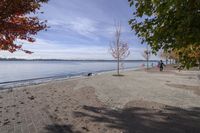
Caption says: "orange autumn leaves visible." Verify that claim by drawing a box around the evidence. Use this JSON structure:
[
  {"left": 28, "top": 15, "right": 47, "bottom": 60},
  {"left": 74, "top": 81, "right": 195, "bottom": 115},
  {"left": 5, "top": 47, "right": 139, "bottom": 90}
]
[
  {"left": 0, "top": 0, "right": 48, "bottom": 53},
  {"left": 175, "top": 45, "right": 200, "bottom": 68}
]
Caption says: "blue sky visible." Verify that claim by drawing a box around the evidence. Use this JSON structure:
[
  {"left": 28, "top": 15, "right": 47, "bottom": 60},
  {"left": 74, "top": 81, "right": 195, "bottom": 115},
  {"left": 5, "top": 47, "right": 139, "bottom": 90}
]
[{"left": 0, "top": 0, "right": 158, "bottom": 60}]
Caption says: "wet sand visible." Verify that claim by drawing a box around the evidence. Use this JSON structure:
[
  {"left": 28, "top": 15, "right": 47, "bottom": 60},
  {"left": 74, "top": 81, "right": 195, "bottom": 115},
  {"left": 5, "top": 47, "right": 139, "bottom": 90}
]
[{"left": 0, "top": 66, "right": 200, "bottom": 133}]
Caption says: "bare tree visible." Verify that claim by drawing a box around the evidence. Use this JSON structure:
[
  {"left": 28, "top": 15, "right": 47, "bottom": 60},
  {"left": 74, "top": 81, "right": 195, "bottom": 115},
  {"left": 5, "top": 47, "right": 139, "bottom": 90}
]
[
  {"left": 142, "top": 45, "right": 151, "bottom": 70},
  {"left": 110, "top": 23, "right": 130, "bottom": 75}
]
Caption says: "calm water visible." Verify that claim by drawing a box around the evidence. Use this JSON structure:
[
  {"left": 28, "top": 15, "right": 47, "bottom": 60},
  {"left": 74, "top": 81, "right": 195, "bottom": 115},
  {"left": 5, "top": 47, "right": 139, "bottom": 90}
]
[{"left": 0, "top": 60, "right": 155, "bottom": 88}]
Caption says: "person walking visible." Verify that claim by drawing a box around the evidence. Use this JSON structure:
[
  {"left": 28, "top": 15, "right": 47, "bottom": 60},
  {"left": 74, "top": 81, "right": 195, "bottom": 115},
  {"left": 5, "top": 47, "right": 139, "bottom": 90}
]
[{"left": 159, "top": 60, "right": 165, "bottom": 71}]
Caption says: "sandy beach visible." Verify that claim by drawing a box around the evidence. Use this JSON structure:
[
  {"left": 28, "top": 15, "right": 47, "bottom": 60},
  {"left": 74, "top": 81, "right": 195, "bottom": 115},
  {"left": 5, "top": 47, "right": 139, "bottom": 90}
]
[{"left": 0, "top": 66, "right": 200, "bottom": 133}]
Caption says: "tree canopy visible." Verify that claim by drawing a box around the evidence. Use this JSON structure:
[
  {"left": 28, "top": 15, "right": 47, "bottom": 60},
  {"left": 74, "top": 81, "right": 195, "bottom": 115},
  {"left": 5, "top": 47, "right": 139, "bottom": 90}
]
[
  {"left": 0, "top": 0, "right": 48, "bottom": 53},
  {"left": 128, "top": 0, "right": 200, "bottom": 68},
  {"left": 174, "top": 45, "right": 200, "bottom": 69}
]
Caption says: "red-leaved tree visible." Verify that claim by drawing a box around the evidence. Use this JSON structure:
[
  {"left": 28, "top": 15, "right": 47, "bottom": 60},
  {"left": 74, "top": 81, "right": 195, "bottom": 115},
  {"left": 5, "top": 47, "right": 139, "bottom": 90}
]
[{"left": 0, "top": 0, "right": 48, "bottom": 53}]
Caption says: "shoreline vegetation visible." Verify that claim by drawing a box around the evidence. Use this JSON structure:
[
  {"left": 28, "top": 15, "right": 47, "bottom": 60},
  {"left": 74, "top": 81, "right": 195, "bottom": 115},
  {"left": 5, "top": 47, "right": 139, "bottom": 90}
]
[{"left": 0, "top": 65, "right": 200, "bottom": 132}]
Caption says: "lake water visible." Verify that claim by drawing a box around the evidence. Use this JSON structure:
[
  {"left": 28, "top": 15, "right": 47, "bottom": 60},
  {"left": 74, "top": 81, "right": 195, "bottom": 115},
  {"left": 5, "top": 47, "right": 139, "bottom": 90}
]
[{"left": 0, "top": 60, "right": 155, "bottom": 89}]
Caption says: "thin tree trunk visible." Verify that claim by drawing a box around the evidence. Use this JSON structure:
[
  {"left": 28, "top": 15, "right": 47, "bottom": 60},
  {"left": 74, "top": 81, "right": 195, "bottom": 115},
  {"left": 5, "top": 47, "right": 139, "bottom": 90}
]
[
  {"left": 117, "top": 39, "right": 119, "bottom": 75},
  {"left": 146, "top": 45, "right": 149, "bottom": 70},
  {"left": 117, "top": 58, "right": 120, "bottom": 75}
]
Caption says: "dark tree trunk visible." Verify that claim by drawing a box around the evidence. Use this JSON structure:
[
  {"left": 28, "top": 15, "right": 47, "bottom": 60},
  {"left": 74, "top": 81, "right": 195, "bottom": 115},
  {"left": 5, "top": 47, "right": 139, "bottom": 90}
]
[{"left": 117, "top": 58, "right": 120, "bottom": 75}]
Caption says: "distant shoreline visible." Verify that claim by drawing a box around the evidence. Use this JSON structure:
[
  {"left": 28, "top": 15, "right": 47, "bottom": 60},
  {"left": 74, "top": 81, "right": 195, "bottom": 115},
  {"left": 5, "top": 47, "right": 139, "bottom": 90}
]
[{"left": 0, "top": 58, "right": 159, "bottom": 62}]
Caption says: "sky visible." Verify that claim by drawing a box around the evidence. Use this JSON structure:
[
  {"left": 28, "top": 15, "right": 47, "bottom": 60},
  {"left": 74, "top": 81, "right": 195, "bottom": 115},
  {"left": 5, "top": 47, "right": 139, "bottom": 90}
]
[{"left": 0, "top": 0, "right": 158, "bottom": 60}]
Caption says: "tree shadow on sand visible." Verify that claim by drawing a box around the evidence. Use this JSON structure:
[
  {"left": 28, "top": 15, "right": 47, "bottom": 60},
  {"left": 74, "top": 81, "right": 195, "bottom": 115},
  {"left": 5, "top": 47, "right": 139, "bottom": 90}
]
[
  {"left": 73, "top": 105, "right": 200, "bottom": 133},
  {"left": 45, "top": 124, "right": 81, "bottom": 133}
]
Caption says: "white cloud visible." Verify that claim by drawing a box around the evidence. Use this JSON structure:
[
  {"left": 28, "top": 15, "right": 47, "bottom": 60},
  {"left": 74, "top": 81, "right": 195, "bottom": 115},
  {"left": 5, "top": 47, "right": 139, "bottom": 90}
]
[
  {"left": 0, "top": 38, "right": 154, "bottom": 60},
  {"left": 47, "top": 17, "right": 99, "bottom": 40},
  {"left": 69, "top": 17, "right": 97, "bottom": 35}
]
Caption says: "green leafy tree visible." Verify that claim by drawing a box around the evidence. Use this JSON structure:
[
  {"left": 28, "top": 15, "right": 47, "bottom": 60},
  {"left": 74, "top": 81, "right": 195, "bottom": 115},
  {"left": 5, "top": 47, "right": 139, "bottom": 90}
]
[{"left": 128, "top": 0, "right": 200, "bottom": 68}]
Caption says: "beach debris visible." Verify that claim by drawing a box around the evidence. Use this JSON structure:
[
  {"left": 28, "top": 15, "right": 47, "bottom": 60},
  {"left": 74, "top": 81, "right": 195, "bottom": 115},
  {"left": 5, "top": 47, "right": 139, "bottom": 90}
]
[
  {"left": 3, "top": 121, "right": 10, "bottom": 126},
  {"left": 81, "top": 126, "right": 89, "bottom": 131},
  {"left": 19, "top": 101, "right": 24, "bottom": 104},
  {"left": 15, "top": 112, "right": 20, "bottom": 117},
  {"left": 28, "top": 95, "right": 35, "bottom": 100},
  {"left": 49, "top": 114, "right": 58, "bottom": 120},
  {"left": 11, "top": 104, "right": 16, "bottom": 108},
  {"left": 3, "top": 119, "right": 10, "bottom": 125},
  {"left": 54, "top": 107, "right": 59, "bottom": 112},
  {"left": 87, "top": 73, "right": 93, "bottom": 76}
]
